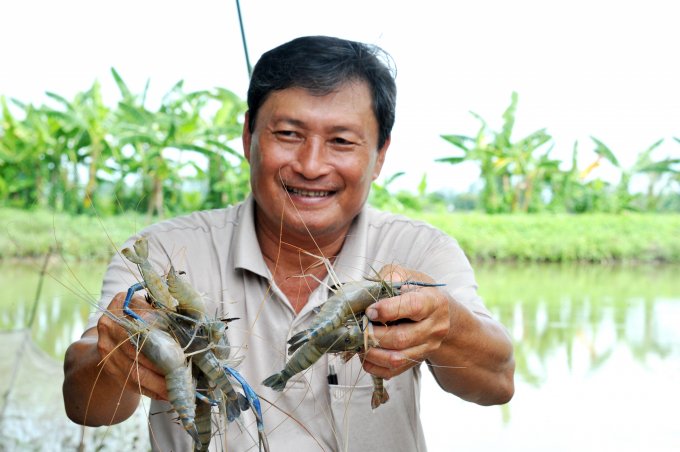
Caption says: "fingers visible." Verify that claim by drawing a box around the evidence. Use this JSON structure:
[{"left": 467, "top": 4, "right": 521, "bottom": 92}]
[
  {"left": 96, "top": 294, "right": 168, "bottom": 401},
  {"left": 361, "top": 317, "right": 449, "bottom": 379},
  {"left": 366, "top": 287, "right": 445, "bottom": 323},
  {"left": 378, "top": 265, "right": 435, "bottom": 285},
  {"left": 362, "top": 342, "right": 430, "bottom": 379},
  {"left": 362, "top": 266, "right": 451, "bottom": 379}
]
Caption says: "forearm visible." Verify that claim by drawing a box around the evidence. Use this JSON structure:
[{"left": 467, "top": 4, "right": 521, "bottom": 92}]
[
  {"left": 428, "top": 298, "right": 515, "bottom": 405},
  {"left": 63, "top": 330, "right": 140, "bottom": 426}
]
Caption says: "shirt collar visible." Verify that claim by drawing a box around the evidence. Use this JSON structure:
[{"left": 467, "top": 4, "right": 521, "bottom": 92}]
[
  {"left": 232, "top": 194, "right": 270, "bottom": 279},
  {"left": 232, "top": 195, "right": 374, "bottom": 289},
  {"left": 330, "top": 205, "right": 372, "bottom": 285}
]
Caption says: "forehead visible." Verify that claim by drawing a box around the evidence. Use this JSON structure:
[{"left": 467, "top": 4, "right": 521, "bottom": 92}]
[{"left": 255, "top": 82, "right": 378, "bottom": 139}]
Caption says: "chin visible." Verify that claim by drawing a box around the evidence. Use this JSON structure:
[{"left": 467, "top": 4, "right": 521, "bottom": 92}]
[{"left": 283, "top": 212, "right": 344, "bottom": 238}]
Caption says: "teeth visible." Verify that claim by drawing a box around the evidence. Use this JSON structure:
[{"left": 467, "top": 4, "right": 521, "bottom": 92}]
[{"left": 287, "top": 187, "right": 331, "bottom": 197}]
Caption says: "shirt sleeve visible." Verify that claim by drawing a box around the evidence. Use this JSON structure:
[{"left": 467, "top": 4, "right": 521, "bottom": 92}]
[{"left": 417, "top": 232, "right": 492, "bottom": 318}]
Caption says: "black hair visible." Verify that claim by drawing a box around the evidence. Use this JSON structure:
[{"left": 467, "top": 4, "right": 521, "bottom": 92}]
[{"left": 247, "top": 36, "right": 397, "bottom": 150}]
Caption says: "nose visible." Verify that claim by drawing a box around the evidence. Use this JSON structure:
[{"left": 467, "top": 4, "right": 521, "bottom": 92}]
[{"left": 291, "top": 137, "right": 331, "bottom": 180}]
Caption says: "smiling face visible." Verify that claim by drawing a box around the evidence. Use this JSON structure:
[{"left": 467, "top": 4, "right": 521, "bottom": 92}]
[{"left": 243, "top": 82, "right": 389, "bottom": 240}]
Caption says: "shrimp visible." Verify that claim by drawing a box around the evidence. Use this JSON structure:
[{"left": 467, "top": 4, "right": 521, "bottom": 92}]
[
  {"left": 97, "top": 307, "right": 201, "bottom": 447},
  {"left": 121, "top": 237, "right": 177, "bottom": 316},
  {"left": 288, "top": 278, "right": 445, "bottom": 349},
  {"left": 164, "top": 251, "right": 206, "bottom": 320},
  {"left": 266, "top": 315, "right": 391, "bottom": 409},
  {"left": 159, "top": 311, "right": 248, "bottom": 423},
  {"left": 263, "top": 319, "right": 365, "bottom": 391},
  {"left": 193, "top": 374, "right": 213, "bottom": 452},
  {"left": 122, "top": 240, "right": 270, "bottom": 448}
]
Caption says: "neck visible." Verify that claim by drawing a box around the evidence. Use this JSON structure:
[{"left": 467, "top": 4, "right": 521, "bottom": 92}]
[{"left": 254, "top": 206, "right": 351, "bottom": 314}]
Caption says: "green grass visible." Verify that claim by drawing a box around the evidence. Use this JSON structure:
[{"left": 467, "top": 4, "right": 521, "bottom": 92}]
[
  {"left": 0, "top": 208, "right": 155, "bottom": 261},
  {"left": 412, "top": 211, "right": 680, "bottom": 262},
  {"left": 3, "top": 208, "right": 680, "bottom": 262}
]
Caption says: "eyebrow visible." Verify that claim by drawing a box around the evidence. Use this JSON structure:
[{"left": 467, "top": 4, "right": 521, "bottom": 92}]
[
  {"left": 271, "top": 117, "right": 365, "bottom": 138},
  {"left": 271, "top": 117, "right": 305, "bottom": 128}
]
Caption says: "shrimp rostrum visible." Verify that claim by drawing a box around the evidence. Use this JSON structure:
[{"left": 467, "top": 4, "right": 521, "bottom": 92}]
[{"left": 117, "top": 236, "right": 269, "bottom": 452}]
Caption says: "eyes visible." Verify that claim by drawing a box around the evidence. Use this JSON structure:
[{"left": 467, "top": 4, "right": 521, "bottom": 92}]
[{"left": 273, "top": 130, "right": 357, "bottom": 147}]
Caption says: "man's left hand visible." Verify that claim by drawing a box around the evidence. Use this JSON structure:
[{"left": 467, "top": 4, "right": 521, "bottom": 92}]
[{"left": 362, "top": 265, "right": 451, "bottom": 379}]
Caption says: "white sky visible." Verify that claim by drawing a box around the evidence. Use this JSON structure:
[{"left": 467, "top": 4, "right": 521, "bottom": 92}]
[{"left": 2, "top": 0, "right": 679, "bottom": 193}]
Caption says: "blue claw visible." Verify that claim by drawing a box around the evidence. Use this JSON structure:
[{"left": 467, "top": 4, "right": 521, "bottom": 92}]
[
  {"left": 223, "top": 367, "right": 268, "bottom": 452},
  {"left": 123, "top": 282, "right": 149, "bottom": 324}
]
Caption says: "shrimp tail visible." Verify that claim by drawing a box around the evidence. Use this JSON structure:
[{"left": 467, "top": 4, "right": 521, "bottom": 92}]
[
  {"left": 261, "top": 373, "right": 287, "bottom": 392},
  {"left": 370, "top": 374, "right": 390, "bottom": 409},
  {"left": 288, "top": 330, "right": 307, "bottom": 345},
  {"left": 286, "top": 338, "right": 305, "bottom": 355},
  {"left": 121, "top": 247, "right": 145, "bottom": 265},
  {"left": 166, "top": 365, "right": 201, "bottom": 448}
]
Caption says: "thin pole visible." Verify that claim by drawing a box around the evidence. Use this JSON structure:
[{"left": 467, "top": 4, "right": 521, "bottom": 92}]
[
  {"left": 27, "top": 251, "right": 51, "bottom": 328},
  {"left": 235, "top": 0, "right": 253, "bottom": 79}
]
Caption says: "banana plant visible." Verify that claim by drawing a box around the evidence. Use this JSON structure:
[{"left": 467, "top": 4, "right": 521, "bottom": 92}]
[
  {"left": 41, "top": 80, "right": 116, "bottom": 209},
  {"left": 437, "top": 92, "right": 554, "bottom": 212},
  {"left": 112, "top": 68, "right": 248, "bottom": 220},
  {"left": 588, "top": 137, "right": 680, "bottom": 212}
]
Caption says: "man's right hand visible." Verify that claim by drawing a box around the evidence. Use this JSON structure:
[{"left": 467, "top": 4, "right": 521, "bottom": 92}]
[
  {"left": 64, "top": 291, "right": 168, "bottom": 426},
  {"left": 95, "top": 292, "right": 169, "bottom": 401}
]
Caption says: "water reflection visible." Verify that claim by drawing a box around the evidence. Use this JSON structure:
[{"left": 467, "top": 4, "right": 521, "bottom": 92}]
[
  {"left": 420, "top": 263, "right": 680, "bottom": 452},
  {"left": 0, "top": 261, "right": 106, "bottom": 359},
  {"left": 474, "top": 263, "right": 680, "bottom": 387}
]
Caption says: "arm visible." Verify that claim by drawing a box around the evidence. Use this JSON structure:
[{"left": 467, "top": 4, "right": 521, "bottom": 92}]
[
  {"left": 63, "top": 293, "right": 169, "bottom": 426},
  {"left": 362, "top": 265, "right": 515, "bottom": 406}
]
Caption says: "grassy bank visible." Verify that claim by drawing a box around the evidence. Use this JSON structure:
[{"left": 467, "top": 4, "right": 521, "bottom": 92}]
[
  {"left": 415, "top": 211, "right": 680, "bottom": 262},
  {"left": 2, "top": 208, "right": 680, "bottom": 262},
  {"left": 1, "top": 208, "right": 156, "bottom": 261}
]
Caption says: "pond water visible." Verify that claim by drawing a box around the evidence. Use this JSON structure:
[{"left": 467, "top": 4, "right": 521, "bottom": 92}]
[{"left": 1, "top": 261, "right": 678, "bottom": 451}]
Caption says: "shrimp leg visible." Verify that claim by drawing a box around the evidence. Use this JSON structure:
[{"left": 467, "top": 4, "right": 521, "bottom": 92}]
[{"left": 121, "top": 281, "right": 149, "bottom": 324}]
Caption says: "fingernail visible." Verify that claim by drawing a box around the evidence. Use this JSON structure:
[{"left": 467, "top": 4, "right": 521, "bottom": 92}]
[{"left": 366, "top": 307, "right": 375, "bottom": 319}]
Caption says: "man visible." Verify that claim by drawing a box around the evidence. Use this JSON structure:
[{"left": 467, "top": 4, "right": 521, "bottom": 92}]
[{"left": 63, "top": 36, "right": 514, "bottom": 451}]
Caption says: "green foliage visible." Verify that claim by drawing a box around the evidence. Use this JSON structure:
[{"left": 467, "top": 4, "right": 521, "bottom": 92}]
[
  {"left": 438, "top": 93, "right": 680, "bottom": 214},
  {"left": 0, "top": 69, "right": 250, "bottom": 218},
  {"left": 5, "top": 207, "right": 680, "bottom": 263},
  {"left": 1, "top": 207, "right": 155, "bottom": 261},
  {"left": 437, "top": 92, "right": 557, "bottom": 213},
  {"left": 368, "top": 172, "right": 445, "bottom": 213},
  {"left": 413, "top": 211, "right": 680, "bottom": 262}
]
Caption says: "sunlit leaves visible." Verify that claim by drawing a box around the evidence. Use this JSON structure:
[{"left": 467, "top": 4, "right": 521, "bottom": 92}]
[{"left": 0, "top": 69, "right": 249, "bottom": 216}]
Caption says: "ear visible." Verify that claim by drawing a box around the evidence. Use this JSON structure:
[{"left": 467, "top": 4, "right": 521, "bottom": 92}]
[
  {"left": 243, "top": 111, "right": 252, "bottom": 162},
  {"left": 372, "top": 134, "right": 391, "bottom": 181}
]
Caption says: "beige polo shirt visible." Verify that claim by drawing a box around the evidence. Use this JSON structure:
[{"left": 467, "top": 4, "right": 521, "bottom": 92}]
[{"left": 86, "top": 194, "right": 489, "bottom": 452}]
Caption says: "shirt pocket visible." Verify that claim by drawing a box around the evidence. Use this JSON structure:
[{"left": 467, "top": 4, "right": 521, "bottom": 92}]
[{"left": 329, "top": 372, "right": 418, "bottom": 452}]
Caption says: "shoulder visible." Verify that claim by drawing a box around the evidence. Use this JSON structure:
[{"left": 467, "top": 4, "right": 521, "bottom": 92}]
[
  {"left": 361, "top": 205, "right": 452, "bottom": 245},
  {"left": 138, "top": 202, "right": 246, "bottom": 238}
]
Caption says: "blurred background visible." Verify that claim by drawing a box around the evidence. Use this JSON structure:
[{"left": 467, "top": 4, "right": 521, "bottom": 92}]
[{"left": 1, "top": 1, "right": 679, "bottom": 451}]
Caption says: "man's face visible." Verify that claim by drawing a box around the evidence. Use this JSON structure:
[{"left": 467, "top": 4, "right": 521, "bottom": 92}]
[{"left": 243, "top": 82, "right": 389, "bottom": 238}]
